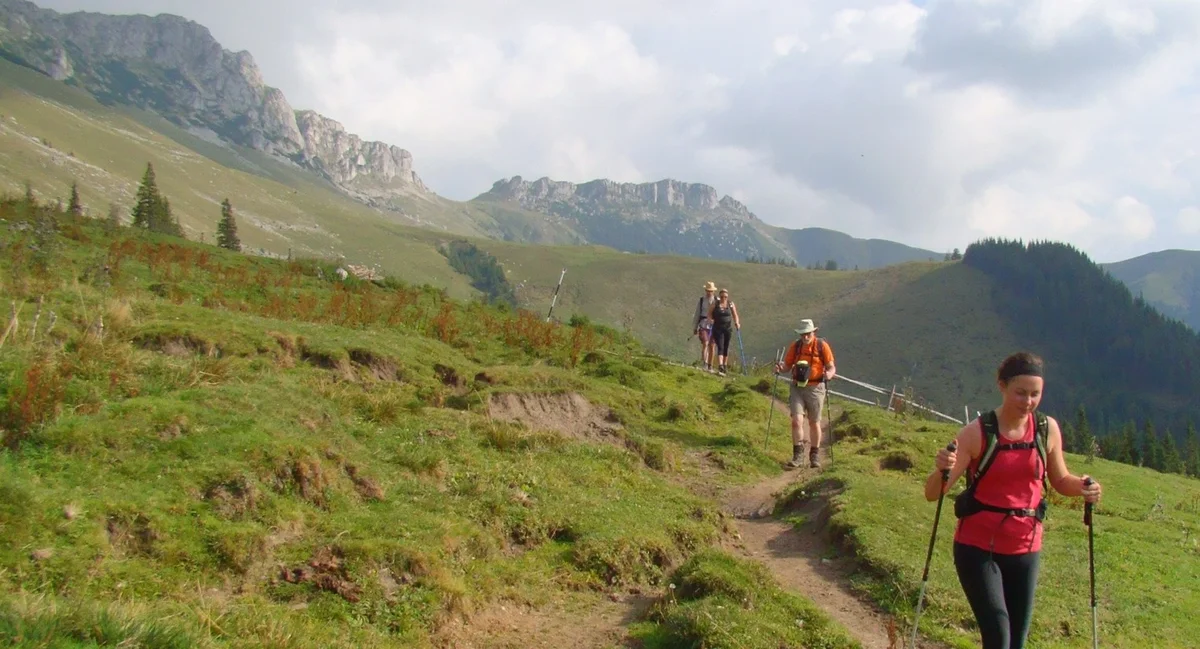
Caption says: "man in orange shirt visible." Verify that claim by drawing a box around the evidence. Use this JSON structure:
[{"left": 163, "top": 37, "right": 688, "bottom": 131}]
[{"left": 775, "top": 319, "right": 836, "bottom": 468}]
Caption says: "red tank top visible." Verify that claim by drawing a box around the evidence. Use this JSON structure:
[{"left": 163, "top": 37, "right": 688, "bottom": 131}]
[{"left": 953, "top": 413, "right": 1044, "bottom": 554}]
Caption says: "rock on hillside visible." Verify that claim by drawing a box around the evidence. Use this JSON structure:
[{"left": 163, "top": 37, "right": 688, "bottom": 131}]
[{"left": 0, "top": 0, "right": 429, "bottom": 199}]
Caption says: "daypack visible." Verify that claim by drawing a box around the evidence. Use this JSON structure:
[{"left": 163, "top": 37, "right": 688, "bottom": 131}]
[
  {"left": 954, "top": 410, "right": 1051, "bottom": 521},
  {"left": 788, "top": 337, "right": 831, "bottom": 386}
]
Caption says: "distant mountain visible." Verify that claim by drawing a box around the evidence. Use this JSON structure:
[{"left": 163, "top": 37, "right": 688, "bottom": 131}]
[
  {"left": 0, "top": 0, "right": 431, "bottom": 211},
  {"left": 472, "top": 175, "right": 942, "bottom": 270},
  {"left": 1104, "top": 250, "right": 1200, "bottom": 332}
]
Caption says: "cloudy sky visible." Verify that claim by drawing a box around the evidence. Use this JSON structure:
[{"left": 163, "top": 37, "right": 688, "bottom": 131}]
[{"left": 34, "top": 0, "right": 1200, "bottom": 262}]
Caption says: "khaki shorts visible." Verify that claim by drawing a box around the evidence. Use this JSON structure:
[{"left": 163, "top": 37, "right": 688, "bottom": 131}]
[{"left": 789, "top": 381, "right": 826, "bottom": 420}]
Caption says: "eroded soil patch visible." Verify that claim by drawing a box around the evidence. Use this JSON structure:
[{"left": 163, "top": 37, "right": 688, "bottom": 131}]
[
  {"left": 431, "top": 594, "right": 652, "bottom": 649},
  {"left": 486, "top": 392, "right": 623, "bottom": 442}
]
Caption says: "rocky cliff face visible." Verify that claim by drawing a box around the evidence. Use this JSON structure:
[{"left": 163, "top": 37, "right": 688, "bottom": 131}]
[
  {"left": 486, "top": 176, "right": 759, "bottom": 222},
  {"left": 0, "top": 0, "right": 430, "bottom": 199}
]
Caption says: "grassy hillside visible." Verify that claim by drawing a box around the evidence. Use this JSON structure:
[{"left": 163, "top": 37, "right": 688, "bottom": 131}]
[
  {"left": 3, "top": 200, "right": 1197, "bottom": 649},
  {"left": 483, "top": 239, "right": 1016, "bottom": 415},
  {"left": 1104, "top": 249, "right": 1200, "bottom": 332},
  {"left": 0, "top": 57, "right": 503, "bottom": 295},
  {"left": 759, "top": 223, "right": 946, "bottom": 269},
  {"left": 0, "top": 198, "right": 871, "bottom": 649}
]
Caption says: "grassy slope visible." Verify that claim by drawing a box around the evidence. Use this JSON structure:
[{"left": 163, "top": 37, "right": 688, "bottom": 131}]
[
  {"left": 793, "top": 406, "right": 1200, "bottom": 649},
  {"left": 1, "top": 207, "right": 1196, "bottom": 648},
  {"left": 482, "top": 239, "right": 1016, "bottom": 413},
  {"left": 1103, "top": 249, "right": 1200, "bottom": 332},
  {"left": 0, "top": 58, "right": 487, "bottom": 299},
  {"left": 0, "top": 207, "right": 865, "bottom": 649}
]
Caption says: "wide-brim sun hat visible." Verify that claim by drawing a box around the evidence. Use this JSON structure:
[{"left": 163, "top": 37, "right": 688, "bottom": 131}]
[
  {"left": 703, "top": 281, "right": 717, "bottom": 291},
  {"left": 794, "top": 319, "right": 818, "bottom": 335}
]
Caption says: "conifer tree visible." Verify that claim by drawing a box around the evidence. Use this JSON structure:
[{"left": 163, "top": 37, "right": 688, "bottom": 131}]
[
  {"left": 216, "top": 198, "right": 241, "bottom": 252},
  {"left": 1125, "top": 420, "right": 1141, "bottom": 465},
  {"left": 1161, "top": 428, "right": 1185, "bottom": 475},
  {"left": 1184, "top": 421, "right": 1199, "bottom": 478},
  {"left": 68, "top": 181, "right": 83, "bottom": 217},
  {"left": 1143, "top": 420, "right": 1164, "bottom": 471},
  {"left": 1073, "top": 404, "right": 1093, "bottom": 456},
  {"left": 131, "top": 163, "right": 158, "bottom": 229},
  {"left": 130, "top": 163, "right": 184, "bottom": 237}
]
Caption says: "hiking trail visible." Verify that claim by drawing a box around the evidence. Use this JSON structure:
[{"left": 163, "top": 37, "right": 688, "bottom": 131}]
[
  {"left": 717, "top": 394, "right": 951, "bottom": 649},
  {"left": 437, "top": 371, "right": 948, "bottom": 648}
]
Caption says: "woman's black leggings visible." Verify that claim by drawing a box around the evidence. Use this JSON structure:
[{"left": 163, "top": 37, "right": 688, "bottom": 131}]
[
  {"left": 953, "top": 542, "right": 1041, "bottom": 649},
  {"left": 712, "top": 327, "right": 732, "bottom": 356}
]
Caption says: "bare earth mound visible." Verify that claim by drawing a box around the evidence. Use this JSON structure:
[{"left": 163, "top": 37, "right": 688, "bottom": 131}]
[
  {"left": 486, "top": 392, "right": 623, "bottom": 442},
  {"left": 432, "top": 595, "right": 651, "bottom": 649}
]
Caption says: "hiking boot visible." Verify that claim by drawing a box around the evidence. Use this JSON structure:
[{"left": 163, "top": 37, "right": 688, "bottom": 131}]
[
  {"left": 786, "top": 456, "right": 805, "bottom": 469},
  {"left": 809, "top": 449, "right": 821, "bottom": 469},
  {"left": 718, "top": 364, "right": 727, "bottom": 376}
]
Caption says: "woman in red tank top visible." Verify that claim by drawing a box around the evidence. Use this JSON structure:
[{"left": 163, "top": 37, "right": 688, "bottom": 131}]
[{"left": 922, "top": 352, "right": 1104, "bottom": 649}]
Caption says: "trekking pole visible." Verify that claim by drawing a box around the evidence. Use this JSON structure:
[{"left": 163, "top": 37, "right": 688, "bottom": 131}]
[
  {"left": 910, "top": 441, "right": 957, "bottom": 649},
  {"left": 735, "top": 327, "right": 747, "bottom": 375},
  {"left": 763, "top": 348, "right": 783, "bottom": 452},
  {"left": 1084, "top": 477, "right": 1098, "bottom": 649},
  {"left": 823, "top": 378, "right": 834, "bottom": 461}
]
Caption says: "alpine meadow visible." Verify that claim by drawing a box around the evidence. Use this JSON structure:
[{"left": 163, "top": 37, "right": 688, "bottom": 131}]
[{"left": 2, "top": 2, "right": 1200, "bottom": 649}]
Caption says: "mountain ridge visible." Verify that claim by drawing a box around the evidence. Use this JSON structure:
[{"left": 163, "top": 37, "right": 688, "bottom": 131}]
[{"left": 0, "top": 0, "right": 432, "bottom": 206}]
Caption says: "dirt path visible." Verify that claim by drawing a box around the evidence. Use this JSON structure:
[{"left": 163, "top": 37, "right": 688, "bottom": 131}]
[{"left": 720, "top": 466, "right": 908, "bottom": 649}]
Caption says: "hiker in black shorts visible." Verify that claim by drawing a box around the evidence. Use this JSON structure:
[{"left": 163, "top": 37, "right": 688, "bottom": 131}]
[
  {"left": 693, "top": 281, "right": 718, "bottom": 371},
  {"left": 707, "top": 287, "right": 741, "bottom": 376}
]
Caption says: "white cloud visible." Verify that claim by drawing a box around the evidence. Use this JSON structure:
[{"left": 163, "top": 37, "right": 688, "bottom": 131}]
[
  {"left": 1179, "top": 207, "right": 1200, "bottom": 234},
  {"left": 1112, "top": 195, "right": 1156, "bottom": 240}
]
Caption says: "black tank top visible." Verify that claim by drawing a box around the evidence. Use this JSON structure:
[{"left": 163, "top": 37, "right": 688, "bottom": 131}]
[{"left": 713, "top": 302, "right": 734, "bottom": 329}]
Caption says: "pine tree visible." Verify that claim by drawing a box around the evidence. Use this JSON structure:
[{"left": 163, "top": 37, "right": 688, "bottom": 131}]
[
  {"left": 216, "top": 198, "right": 241, "bottom": 252},
  {"left": 131, "top": 163, "right": 159, "bottom": 229},
  {"left": 67, "top": 181, "right": 83, "bottom": 217},
  {"left": 1144, "top": 420, "right": 1164, "bottom": 471},
  {"left": 154, "top": 196, "right": 184, "bottom": 237},
  {"left": 1161, "top": 429, "right": 1185, "bottom": 475},
  {"left": 1073, "top": 405, "right": 1094, "bottom": 457},
  {"left": 1122, "top": 420, "right": 1140, "bottom": 466},
  {"left": 1183, "top": 421, "right": 1199, "bottom": 478}
]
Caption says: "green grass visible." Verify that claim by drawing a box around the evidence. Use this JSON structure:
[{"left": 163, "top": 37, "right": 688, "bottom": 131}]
[
  {"left": 0, "top": 200, "right": 863, "bottom": 648},
  {"left": 785, "top": 406, "right": 1200, "bottom": 649}
]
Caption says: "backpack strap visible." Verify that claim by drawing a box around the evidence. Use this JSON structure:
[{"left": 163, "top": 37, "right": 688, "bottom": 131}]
[
  {"left": 956, "top": 410, "right": 1052, "bottom": 521},
  {"left": 970, "top": 411, "right": 1049, "bottom": 489}
]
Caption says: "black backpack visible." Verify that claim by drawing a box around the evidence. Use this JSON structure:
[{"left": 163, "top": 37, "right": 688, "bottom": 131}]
[{"left": 953, "top": 410, "right": 1051, "bottom": 521}]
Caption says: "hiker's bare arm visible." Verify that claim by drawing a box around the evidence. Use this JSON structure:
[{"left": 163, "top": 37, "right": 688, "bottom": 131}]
[
  {"left": 1046, "top": 417, "right": 1102, "bottom": 502},
  {"left": 924, "top": 424, "right": 977, "bottom": 501}
]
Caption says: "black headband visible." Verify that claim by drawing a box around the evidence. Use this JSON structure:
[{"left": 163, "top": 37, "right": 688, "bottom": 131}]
[{"left": 1000, "top": 359, "right": 1043, "bottom": 381}]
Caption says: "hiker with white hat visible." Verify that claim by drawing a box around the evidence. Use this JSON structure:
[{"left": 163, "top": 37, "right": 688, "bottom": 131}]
[
  {"left": 775, "top": 319, "right": 836, "bottom": 468},
  {"left": 692, "top": 281, "right": 718, "bottom": 372}
]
